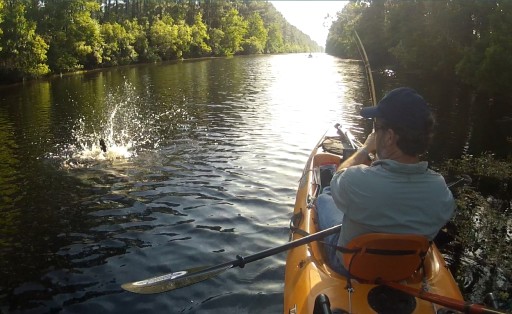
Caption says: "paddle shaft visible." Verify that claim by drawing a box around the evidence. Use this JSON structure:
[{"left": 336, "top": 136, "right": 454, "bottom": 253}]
[
  {"left": 194, "top": 224, "right": 342, "bottom": 272},
  {"left": 232, "top": 224, "right": 341, "bottom": 268},
  {"left": 383, "top": 281, "right": 507, "bottom": 314}
]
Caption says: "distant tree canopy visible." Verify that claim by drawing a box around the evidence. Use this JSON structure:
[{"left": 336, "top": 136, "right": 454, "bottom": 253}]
[
  {"left": 326, "top": 0, "right": 512, "bottom": 98},
  {"left": 0, "top": 0, "right": 321, "bottom": 83}
]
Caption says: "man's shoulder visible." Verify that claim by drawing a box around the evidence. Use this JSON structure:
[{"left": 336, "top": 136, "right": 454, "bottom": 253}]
[
  {"left": 344, "top": 163, "right": 382, "bottom": 177},
  {"left": 333, "top": 164, "right": 377, "bottom": 187},
  {"left": 334, "top": 164, "right": 368, "bottom": 178}
]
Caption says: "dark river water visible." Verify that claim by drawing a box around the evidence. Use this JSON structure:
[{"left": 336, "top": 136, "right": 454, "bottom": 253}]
[
  {"left": 0, "top": 54, "right": 509, "bottom": 313},
  {"left": 0, "top": 54, "right": 370, "bottom": 313}
]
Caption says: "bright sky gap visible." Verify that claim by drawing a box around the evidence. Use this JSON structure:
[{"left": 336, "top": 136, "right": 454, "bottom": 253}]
[{"left": 270, "top": 1, "right": 349, "bottom": 47}]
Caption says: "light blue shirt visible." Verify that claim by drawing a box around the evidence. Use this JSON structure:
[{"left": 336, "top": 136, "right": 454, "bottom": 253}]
[{"left": 330, "top": 159, "right": 455, "bottom": 248}]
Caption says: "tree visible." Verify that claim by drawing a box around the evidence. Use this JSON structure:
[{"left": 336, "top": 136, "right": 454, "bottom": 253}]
[
  {"left": 456, "top": 0, "right": 512, "bottom": 95},
  {"left": 100, "top": 21, "right": 138, "bottom": 66},
  {"left": 266, "top": 23, "right": 283, "bottom": 53},
  {"left": 0, "top": 0, "right": 4, "bottom": 52},
  {"left": 0, "top": 0, "right": 324, "bottom": 83},
  {"left": 218, "top": 8, "right": 247, "bottom": 56},
  {"left": 0, "top": 1, "right": 49, "bottom": 81},
  {"left": 124, "top": 18, "right": 151, "bottom": 61},
  {"left": 175, "top": 19, "right": 192, "bottom": 58},
  {"left": 325, "top": 0, "right": 512, "bottom": 98},
  {"left": 149, "top": 14, "right": 190, "bottom": 60},
  {"left": 43, "top": 0, "right": 103, "bottom": 72},
  {"left": 209, "top": 28, "right": 224, "bottom": 56},
  {"left": 190, "top": 12, "right": 211, "bottom": 57},
  {"left": 325, "top": 3, "right": 362, "bottom": 58},
  {"left": 242, "top": 12, "right": 267, "bottom": 55}
]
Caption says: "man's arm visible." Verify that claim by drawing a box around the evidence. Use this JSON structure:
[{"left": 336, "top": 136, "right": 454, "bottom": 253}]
[{"left": 337, "top": 132, "right": 376, "bottom": 172}]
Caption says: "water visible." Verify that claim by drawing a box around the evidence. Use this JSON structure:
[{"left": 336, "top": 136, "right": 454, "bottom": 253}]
[
  {"left": 1, "top": 53, "right": 510, "bottom": 313},
  {"left": 0, "top": 54, "right": 371, "bottom": 313}
]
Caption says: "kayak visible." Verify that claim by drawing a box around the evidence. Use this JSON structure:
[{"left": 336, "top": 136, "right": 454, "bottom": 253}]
[{"left": 283, "top": 124, "right": 464, "bottom": 314}]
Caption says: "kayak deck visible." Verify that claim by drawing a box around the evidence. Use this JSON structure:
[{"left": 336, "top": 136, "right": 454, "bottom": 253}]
[{"left": 283, "top": 127, "right": 463, "bottom": 314}]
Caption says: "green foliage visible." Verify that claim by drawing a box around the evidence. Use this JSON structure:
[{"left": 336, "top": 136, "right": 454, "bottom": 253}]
[
  {"left": 149, "top": 16, "right": 175, "bottom": 61},
  {"left": 124, "top": 19, "right": 151, "bottom": 62},
  {"left": 266, "top": 23, "right": 284, "bottom": 54},
  {"left": 1, "top": 0, "right": 322, "bottom": 82},
  {"left": 327, "top": 0, "right": 512, "bottom": 96},
  {"left": 100, "top": 22, "right": 138, "bottom": 66},
  {"left": 439, "top": 153, "right": 511, "bottom": 303},
  {"left": 218, "top": 8, "right": 247, "bottom": 56},
  {"left": 190, "top": 12, "right": 211, "bottom": 57},
  {"left": 456, "top": 1, "right": 512, "bottom": 95},
  {"left": 175, "top": 20, "right": 192, "bottom": 58},
  {"left": 148, "top": 14, "right": 193, "bottom": 60},
  {"left": 209, "top": 28, "right": 224, "bottom": 57},
  {"left": 45, "top": 0, "right": 102, "bottom": 72},
  {"left": 0, "top": 2, "right": 49, "bottom": 80},
  {"left": 0, "top": 0, "right": 4, "bottom": 50},
  {"left": 325, "top": 3, "right": 362, "bottom": 58},
  {"left": 242, "top": 13, "right": 267, "bottom": 55},
  {"left": 443, "top": 153, "right": 512, "bottom": 180}
]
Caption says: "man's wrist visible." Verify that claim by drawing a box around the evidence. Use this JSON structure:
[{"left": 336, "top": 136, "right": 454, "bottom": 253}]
[{"left": 358, "top": 147, "right": 373, "bottom": 162}]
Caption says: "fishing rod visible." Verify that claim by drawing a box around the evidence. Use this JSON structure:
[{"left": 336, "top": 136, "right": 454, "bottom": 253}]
[{"left": 354, "top": 30, "right": 377, "bottom": 107}]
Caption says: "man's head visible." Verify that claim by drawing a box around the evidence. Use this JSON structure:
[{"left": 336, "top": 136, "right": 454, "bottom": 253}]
[{"left": 360, "top": 87, "right": 434, "bottom": 157}]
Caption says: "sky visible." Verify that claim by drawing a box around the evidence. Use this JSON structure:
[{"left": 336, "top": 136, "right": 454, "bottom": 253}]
[{"left": 270, "top": 1, "right": 348, "bottom": 47}]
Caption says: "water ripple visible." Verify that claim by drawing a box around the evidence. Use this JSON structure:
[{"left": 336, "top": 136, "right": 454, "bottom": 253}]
[{"left": 1, "top": 54, "right": 370, "bottom": 313}]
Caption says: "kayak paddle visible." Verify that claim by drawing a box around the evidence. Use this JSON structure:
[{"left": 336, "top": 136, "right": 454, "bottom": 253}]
[{"left": 121, "top": 224, "right": 342, "bottom": 294}]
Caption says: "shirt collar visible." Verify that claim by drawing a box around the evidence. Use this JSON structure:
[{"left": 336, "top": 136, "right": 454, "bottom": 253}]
[{"left": 372, "top": 159, "right": 429, "bottom": 174}]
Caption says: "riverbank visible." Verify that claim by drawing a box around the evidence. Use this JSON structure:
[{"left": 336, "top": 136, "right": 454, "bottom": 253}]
[{"left": 438, "top": 153, "right": 511, "bottom": 309}]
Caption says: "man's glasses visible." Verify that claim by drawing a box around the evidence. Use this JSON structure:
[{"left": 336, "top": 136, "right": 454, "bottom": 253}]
[{"left": 373, "top": 122, "right": 388, "bottom": 132}]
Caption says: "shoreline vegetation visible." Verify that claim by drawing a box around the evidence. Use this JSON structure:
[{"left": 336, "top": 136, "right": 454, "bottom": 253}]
[
  {"left": 328, "top": 1, "right": 512, "bottom": 157},
  {"left": 0, "top": 0, "right": 321, "bottom": 84},
  {"left": 0, "top": 55, "right": 226, "bottom": 88},
  {"left": 438, "top": 154, "right": 511, "bottom": 307},
  {"left": 326, "top": 1, "right": 512, "bottom": 100}
]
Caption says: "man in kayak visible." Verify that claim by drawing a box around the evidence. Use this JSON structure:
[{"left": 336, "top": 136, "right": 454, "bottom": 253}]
[{"left": 316, "top": 87, "right": 456, "bottom": 275}]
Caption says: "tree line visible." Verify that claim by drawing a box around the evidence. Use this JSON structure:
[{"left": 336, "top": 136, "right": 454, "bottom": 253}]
[
  {"left": 0, "top": 0, "right": 321, "bottom": 83},
  {"left": 326, "top": 0, "right": 512, "bottom": 99}
]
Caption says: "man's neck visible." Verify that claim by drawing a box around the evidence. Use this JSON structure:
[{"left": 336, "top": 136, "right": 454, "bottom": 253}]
[{"left": 380, "top": 148, "right": 420, "bottom": 164}]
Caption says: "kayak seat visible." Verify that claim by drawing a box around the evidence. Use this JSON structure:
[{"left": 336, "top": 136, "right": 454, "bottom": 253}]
[{"left": 340, "top": 233, "right": 431, "bottom": 283}]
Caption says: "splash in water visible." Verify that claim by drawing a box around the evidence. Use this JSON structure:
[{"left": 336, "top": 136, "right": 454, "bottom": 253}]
[{"left": 64, "top": 81, "right": 165, "bottom": 166}]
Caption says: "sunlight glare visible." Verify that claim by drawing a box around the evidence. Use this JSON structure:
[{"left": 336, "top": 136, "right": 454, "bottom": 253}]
[{"left": 266, "top": 54, "right": 358, "bottom": 151}]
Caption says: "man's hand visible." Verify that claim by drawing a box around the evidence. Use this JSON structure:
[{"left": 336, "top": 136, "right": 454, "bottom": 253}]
[{"left": 363, "top": 132, "right": 377, "bottom": 155}]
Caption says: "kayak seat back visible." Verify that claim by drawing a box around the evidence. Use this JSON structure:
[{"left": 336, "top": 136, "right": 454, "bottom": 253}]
[{"left": 342, "top": 233, "right": 430, "bottom": 283}]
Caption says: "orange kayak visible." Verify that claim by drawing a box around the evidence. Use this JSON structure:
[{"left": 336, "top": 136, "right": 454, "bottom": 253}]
[{"left": 283, "top": 125, "right": 464, "bottom": 314}]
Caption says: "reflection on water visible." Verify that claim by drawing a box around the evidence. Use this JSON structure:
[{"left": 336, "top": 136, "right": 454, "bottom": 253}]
[
  {"left": 0, "top": 54, "right": 509, "bottom": 313},
  {"left": 0, "top": 54, "right": 370, "bottom": 313}
]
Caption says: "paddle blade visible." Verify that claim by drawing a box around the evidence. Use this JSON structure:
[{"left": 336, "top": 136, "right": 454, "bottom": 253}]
[{"left": 121, "top": 265, "right": 231, "bottom": 294}]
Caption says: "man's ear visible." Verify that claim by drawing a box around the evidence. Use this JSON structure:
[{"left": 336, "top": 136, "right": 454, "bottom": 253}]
[{"left": 386, "top": 129, "right": 399, "bottom": 146}]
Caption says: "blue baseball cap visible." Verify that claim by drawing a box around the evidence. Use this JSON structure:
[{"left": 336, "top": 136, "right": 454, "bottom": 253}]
[{"left": 360, "top": 87, "right": 431, "bottom": 130}]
